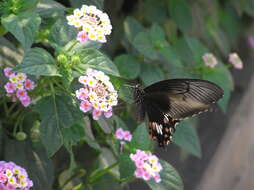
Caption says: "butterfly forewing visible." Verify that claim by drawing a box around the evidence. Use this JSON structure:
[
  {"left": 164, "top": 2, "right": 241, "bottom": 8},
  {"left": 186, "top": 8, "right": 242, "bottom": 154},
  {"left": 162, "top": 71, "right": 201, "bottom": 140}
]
[{"left": 134, "top": 79, "right": 224, "bottom": 147}]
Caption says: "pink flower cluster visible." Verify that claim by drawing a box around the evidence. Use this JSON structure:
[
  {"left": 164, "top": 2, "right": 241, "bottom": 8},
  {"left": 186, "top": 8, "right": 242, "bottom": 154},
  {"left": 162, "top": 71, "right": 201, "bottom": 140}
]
[
  {"left": 3, "top": 68, "right": 35, "bottom": 107},
  {"left": 202, "top": 53, "right": 218, "bottom": 68},
  {"left": 115, "top": 128, "right": 132, "bottom": 143},
  {"left": 130, "top": 149, "right": 162, "bottom": 183},
  {"left": 0, "top": 161, "right": 33, "bottom": 190},
  {"left": 228, "top": 53, "right": 243, "bottom": 69},
  {"left": 76, "top": 69, "right": 118, "bottom": 120}
]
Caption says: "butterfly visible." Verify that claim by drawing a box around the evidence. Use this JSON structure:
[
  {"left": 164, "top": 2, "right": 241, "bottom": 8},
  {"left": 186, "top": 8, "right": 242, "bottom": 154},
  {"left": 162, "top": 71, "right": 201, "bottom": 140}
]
[{"left": 133, "top": 79, "right": 224, "bottom": 147}]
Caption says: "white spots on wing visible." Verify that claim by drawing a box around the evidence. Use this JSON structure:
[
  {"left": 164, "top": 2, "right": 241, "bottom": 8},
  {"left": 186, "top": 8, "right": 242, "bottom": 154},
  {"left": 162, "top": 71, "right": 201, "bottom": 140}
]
[{"left": 156, "top": 124, "right": 163, "bottom": 135}]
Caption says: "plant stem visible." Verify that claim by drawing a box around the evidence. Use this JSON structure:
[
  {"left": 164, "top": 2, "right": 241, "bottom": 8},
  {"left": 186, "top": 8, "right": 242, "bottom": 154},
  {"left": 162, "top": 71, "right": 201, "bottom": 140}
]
[
  {"left": 60, "top": 169, "right": 86, "bottom": 190},
  {"left": 119, "top": 175, "right": 136, "bottom": 183},
  {"left": 88, "top": 161, "right": 119, "bottom": 183}
]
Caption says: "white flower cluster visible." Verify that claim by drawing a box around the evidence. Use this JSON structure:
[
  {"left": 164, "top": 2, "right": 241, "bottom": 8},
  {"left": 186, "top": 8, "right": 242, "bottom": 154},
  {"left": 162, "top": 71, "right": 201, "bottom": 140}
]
[{"left": 67, "top": 5, "right": 112, "bottom": 43}]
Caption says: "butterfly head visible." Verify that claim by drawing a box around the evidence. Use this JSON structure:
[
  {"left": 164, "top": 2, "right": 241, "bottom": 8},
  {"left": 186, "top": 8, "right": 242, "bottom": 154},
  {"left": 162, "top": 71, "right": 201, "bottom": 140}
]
[{"left": 133, "top": 84, "right": 145, "bottom": 103}]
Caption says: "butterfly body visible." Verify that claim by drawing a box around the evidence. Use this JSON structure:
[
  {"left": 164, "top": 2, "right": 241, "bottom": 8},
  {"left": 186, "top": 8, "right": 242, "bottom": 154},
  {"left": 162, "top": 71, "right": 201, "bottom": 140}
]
[{"left": 133, "top": 79, "right": 224, "bottom": 147}]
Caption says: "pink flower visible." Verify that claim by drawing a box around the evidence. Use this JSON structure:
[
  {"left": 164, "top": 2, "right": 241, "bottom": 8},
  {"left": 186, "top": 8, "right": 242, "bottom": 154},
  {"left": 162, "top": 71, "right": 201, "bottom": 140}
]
[
  {"left": 80, "top": 100, "right": 92, "bottom": 112},
  {"left": 92, "top": 109, "right": 102, "bottom": 120},
  {"left": 115, "top": 128, "right": 125, "bottom": 140},
  {"left": 248, "top": 36, "right": 254, "bottom": 49},
  {"left": 202, "top": 53, "right": 218, "bottom": 68},
  {"left": 77, "top": 31, "right": 89, "bottom": 43},
  {"left": 134, "top": 169, "right": 144, "bottom": 178},
  {"left": 4, "top": 67, "right": 13, "bottom": 77},
  {"left": 123, "top": 131, "right": 132, "bottom": 141},
  {"left": 104, "top": 109, "right": 112, "bottom": 118},
  {"left": 76, "top": 88, "right": 89, "bottom": 100},
  {"left": 0, "top": 173, "right": 7, "bottom": 183},
  {"left": 24, "top": 79, "right": 35, "bottom": 90},
  {"left": 6, "top": 184, "right": 15, "bottom": 190},
  {"left": 16, "top": 89, "right": 28, "bottom": 100},
  {"left": 0, "top": 184, "right": 6, "bottom": 190},
  {"left": 229, "top": 53, "right": 243, "bottom": 69},
  {"left": 4, "top": 82, "right": 16, "bottom": 93},
  {"left": 16, "top": 73, "right": 27, "bottom": 82},
  {"left": 142, "top": 170, "right": 152, "bottom": 181},
  {"left": 154, "top": 173, "right": 161, "bottom": 183},
  {"left": 21, "top": 96, "right": 31, "bottom": 107}
]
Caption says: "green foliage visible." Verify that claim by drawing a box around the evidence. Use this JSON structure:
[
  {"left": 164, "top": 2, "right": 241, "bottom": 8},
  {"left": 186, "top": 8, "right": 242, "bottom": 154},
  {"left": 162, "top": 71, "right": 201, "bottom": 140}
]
[
  {"left": 0, "top": 0, "right": 246, "bottom": 189},
  {"left": 147, "top": 160, "right": 184, "bottom": 190}
]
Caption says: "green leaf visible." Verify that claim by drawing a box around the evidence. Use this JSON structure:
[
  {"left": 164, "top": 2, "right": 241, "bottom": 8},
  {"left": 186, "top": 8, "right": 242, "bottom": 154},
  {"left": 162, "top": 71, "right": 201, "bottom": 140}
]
[
  {"left": 4, "top": 139, "right": 54, "bottom": 190},
  {"left": 203, "top": 64, "right": 233, "bottom": 112},
  {"left": 132, "top": 24, "right": 168, "bottom": 60},
  {"left": 13, "top": 47, "right": 59, "bottom": 76},
  {"left": 34, "top": 0, "right": 65, "bottom": 18},
  {"left": 64, "top": 40, "right": 102, "bottom": 55},
  {"left": 69, "top": 0, "right": 104, "bottom": 9},
  {"left": 168, "top": 0, "right": 192, "bottom": 32},
  {"left": 113, "top": 115, "right": 128, "bottom": 130},
  {"left": 119, "top": 153, "right": 135, "bottom": 179},
  {"left": 97, "top": 117, "right": 113, "bottom": 134},
  {"left": 146, "top": 160, "right": 184, "bottom": 190},
  {"left": 114, "top": 54, "right": 140, "bottom": 80},
  {"left": 77, "top": 48, "right": 119, "bottom": 77},
  {"left": 1, "top": 12, "right": 41, "bottom": 51},
  {"left": 91, "top": 173, "right": 120, "bottom": 190},
  {"left": 33, "top": 95, "right": 83, "bottom": 156},
  {"left": 173, "top": 120, "right": 202, "bottom": 158},
  {"left": 143, "top": 0, "right": 168, "bottom": 23},
  {"left": 49, "top": 18, "right": 77, "bottom": 47},
  {"left": 130, "top": 123, "right": 153, "bottom": 151},
  {"left": 124, "top": 16, "right": 144, "bottom": 42},
  {"left": 140, "top": 64, "right": 164, "bottom": 86}
]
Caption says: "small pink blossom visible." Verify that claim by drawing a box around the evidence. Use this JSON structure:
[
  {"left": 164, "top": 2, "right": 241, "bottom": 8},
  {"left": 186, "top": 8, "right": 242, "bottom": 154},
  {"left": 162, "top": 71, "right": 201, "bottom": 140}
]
[
  {"left": 4, "top": 82, "right": 16, "bottom": 93},
  {"left": 4, "top": 67, "right": 13, "bottom": 77},
  {"left": 202, "top": 53, "right": 218, "bottom": 68},
  {"left": 78, "top": 76, "right": 88, "bottom": 85},
  {"left": 24, "top": 80, "right": 35, "bottom": 90},
  {"left": 77, "top": 31, "right": 89, "bottom": 43},
  {"left": 76, "top": 88, "right": 89, "bottom": 100},
  {"left": 104, "top": 109, "right": 112, "bottom": 118},
  {"left": 6, "top": 184, "right": 15, "bottom": 190},
  {"left": 92, "top": 109, "right": 102, "bottom": 120},
  {"left": 123, "top": 131, "right": 132, "bottom": 142},
  {"left": 154, "top": 173, "right": 161, "bottom": 183},
  {"left": 0, "top": 173, "right": 7, "bottom": 183},
  {"left": 115, "top": 128, "right": 124, "bottom": 140},
  {"left": 16, "top": 73, "right": 27, "bottom": 82},
  {"left": 21, "top": 96, "right": 31, "bottom": 107},
  {"left": 16, "top": 89, "right": 28, "bottom": 100},
  {"left": 228, "top": 53, "right": 243, "bottom": 69},
  {"left": 80, "top": 100, "right": 92, "bottom": 112},
  {"left": 142, "top": 171, "right": 152, "bottom": 181},
  {"left": 248, "top": 36, "right": 254, "bottom": 49},
  {"left": 134, "top": 169, "right": 144, "bottom": 178}
]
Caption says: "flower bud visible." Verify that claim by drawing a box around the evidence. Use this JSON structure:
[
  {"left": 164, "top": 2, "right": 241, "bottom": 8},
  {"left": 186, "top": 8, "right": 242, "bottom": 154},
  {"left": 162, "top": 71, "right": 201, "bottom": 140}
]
[
  {"left": 57, "top": 54, "right": 68, "bottom": 65},
  {"left": 16, "top": 132, "right": 27, "bottom": 141},
  {"left": 71, "top": 55, "right": 81, "bottom": 66}
]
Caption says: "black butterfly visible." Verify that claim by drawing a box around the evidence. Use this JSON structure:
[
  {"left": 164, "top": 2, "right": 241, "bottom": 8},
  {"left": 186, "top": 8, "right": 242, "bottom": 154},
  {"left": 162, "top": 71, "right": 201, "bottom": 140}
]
[{"left": 133, "top": 79, "right": 224, "bottom": 147}]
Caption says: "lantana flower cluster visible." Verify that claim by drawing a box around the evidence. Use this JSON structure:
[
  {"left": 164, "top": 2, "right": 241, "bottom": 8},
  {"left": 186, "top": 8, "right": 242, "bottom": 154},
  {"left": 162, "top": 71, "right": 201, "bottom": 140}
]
[
  {"left": 0, "top": 161, "right": 33, "bottom": 189},
  {"left": 130, "top": 149, "right": 162, "bottom": 183},
  {"left": 3, "top": 68, "right": 35, "bottom": 107},
  {"left": 115, "top": 128, "right": 132, "bottom": 143},
  {"left": 67, "top": 5, "right": 112, "bottom": 43},
  {"left": 202, "top": 53, "right": 218, "bottom": 68},
  {"left": 228, "top": 53, "right": 243, "bottom": 69},
  {"left": 76, "top": 69, "right": 118, "bottom": 120}
]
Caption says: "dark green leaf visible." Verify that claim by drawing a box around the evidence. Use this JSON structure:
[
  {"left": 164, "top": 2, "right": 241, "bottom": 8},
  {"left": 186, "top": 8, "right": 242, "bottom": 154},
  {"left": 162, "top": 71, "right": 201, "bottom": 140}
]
[
  {"left": 34, "top": 0, "right": 65, "bottom": 18},
  {"left": 119, "top": 153, "right": 135, "bottom": 179},
  {"left": 64, "top": 40, "right": 102, "bottom": 55},
  {"left": 49, "top": 18, "right": 77, "bottom": 47},
  {"left": 33, "top": 95, "right": 83, "bottom": 156},
  {"left": 77, "top": 48, "right": 119, "bottom": 76},
  {"left": 143, "top": 0, "right": 168, "bottom": 23},
  {"left": 168, "top": 0, "right": 192, "bottom": 32},
  {"left": 13, "top": 47, "right": 59, "bottom": 76},
  {"left": 140, "top": 64, "right": 164, "bottom": 86},
  {"left": 91, "top": 173, "right": 120, "bottom": 190},
  {"left": 173, "top": 120, "right": 202, "bottom": 158},
  {"left": 83, "top": 117, "right": 101, "bottom": 150},
  {"left": 203, "top": 64, "right": 233, "bottom": 112},
  {"left": 1, "top": 12, "right": 41, "bottom": 50},
  {"left": 97, "top": 117, "right": 113, "bottom": 134},
  {"left": 147, "top": 160, "right": 184, "bottom": 190},
  {"left": 69, "top": 0, "right": 104, "bottom": 9},
  {"left": 113, "top": 115, "right": 128, "bottom": 130},
  {"left": 124, "top": 16, "right": 144, "bottom": 42},
  {"left": 114, "top": 54, "right": 140, "bottom": 80},
  {"left": 4, "top": 139, "right": 54, "bottom": 190},
  {"left": 130, "top": 123, "right": 153, "bottom": 151}
]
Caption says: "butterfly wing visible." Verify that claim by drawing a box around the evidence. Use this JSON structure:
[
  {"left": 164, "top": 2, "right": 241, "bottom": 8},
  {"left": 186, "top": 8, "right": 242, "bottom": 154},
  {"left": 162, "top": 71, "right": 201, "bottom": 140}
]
[
  {"left": 144, "top": 79, "right": 224, "bottom": 119},
  {"left": 140, "top": 79, "right": 223, "bottom": 146}
]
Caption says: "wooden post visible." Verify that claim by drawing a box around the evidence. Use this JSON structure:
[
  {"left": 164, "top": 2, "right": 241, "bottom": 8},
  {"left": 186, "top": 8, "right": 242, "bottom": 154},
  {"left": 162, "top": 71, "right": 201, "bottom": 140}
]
[{"left": 197, "top": 76, "right": 254, "bottom": 190}]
